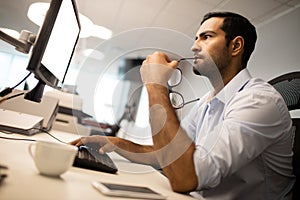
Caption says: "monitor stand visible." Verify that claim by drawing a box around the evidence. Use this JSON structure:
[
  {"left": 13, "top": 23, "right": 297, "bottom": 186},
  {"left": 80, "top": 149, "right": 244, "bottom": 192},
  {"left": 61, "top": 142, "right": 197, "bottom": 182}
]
[{"left": 24, "top": 80, "right": 46, "bottom": 103}]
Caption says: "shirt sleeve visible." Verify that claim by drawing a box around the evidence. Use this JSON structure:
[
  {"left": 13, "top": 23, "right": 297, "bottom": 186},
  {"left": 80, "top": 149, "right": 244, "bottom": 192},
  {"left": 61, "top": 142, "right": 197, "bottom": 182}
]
[{"left": 193, "top": 85, "right": 293, "bottom": 190}]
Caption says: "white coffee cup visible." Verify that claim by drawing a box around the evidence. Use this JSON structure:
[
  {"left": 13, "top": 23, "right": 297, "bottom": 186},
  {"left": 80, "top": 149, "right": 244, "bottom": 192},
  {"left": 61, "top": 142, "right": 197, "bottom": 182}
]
[{"left": 28, "top": 140, "right": 78, "bottom": 177}]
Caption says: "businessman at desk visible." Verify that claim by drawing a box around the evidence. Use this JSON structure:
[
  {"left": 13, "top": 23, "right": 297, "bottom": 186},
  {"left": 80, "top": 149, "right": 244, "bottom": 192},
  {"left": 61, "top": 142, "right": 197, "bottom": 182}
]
[{"left": 71, "top": 12, "right": 295, "bottom": 199}]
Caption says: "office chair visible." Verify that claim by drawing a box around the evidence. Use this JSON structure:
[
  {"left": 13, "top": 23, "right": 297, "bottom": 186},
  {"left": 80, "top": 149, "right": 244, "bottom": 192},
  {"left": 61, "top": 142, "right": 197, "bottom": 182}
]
[{"left": 268, "top": 71, "right": 300, "bottom": 200}]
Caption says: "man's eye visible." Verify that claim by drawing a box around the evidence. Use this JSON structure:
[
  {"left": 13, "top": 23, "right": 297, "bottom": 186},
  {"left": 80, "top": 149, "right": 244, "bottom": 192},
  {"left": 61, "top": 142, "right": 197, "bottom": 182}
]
[
  {"left": 203, "top": 34, "right": 212, "bottom": 39},
  {"left": 195, "top": 36, "right": 198, "bottom": 41}
]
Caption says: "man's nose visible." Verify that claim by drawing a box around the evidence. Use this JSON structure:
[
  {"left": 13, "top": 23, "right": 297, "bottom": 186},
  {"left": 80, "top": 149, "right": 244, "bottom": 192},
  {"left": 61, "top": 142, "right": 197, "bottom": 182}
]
[{"left": 191, "top": 41, "right": 200, "bottom": 52}]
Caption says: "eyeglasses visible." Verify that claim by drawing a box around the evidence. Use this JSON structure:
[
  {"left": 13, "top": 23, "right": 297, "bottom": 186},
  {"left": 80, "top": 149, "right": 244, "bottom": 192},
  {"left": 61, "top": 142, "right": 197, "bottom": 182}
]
[{"left": 168, "top": 58, "right": 200, "bottom": 109}]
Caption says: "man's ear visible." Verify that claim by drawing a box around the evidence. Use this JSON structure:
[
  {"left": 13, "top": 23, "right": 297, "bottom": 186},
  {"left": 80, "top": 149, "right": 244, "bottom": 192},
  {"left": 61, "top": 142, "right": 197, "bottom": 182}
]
[{"left": 231, "top": 36, "right": 244, "bottom": 56}]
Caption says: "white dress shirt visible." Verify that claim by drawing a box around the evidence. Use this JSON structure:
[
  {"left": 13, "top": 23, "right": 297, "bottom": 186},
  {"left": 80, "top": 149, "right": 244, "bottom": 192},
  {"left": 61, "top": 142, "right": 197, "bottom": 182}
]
[{"left": 181, "top": 69, "right": 295, "bottom": 200}]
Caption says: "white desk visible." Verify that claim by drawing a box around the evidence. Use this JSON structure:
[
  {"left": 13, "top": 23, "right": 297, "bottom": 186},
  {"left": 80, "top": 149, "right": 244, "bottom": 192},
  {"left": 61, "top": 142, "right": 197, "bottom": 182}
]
[{"left": 0, "top": 130, "right": 195, "bottom": 200}]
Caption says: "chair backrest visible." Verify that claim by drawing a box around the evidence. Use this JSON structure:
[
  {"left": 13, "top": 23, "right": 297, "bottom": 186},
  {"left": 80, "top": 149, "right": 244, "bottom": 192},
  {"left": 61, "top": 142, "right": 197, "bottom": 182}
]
[
  {"left": 268, "top": 71, "right": 300, "bottom": 200},
  {"left": 291, "top": 118, "right": 300, "bottom": 200},
  {"left": 268, "top": 71, "right": 300, "bottom": 110}
]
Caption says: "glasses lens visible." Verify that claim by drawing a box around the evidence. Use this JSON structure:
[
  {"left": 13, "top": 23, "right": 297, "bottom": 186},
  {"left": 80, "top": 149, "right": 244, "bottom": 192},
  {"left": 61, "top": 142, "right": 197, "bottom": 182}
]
[
  {"left": 168, "top": 68, "right": 182, "bottom": 87},
  {"left": 169, "top": 92, "right": 184, "bottom": 109}
]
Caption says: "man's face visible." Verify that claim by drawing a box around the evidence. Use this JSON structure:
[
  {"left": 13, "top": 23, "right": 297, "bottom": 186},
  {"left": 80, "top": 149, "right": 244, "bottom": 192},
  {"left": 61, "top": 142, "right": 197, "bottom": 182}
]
[{"left": 191, "top": 17, "right": 231, "bottom": 78}]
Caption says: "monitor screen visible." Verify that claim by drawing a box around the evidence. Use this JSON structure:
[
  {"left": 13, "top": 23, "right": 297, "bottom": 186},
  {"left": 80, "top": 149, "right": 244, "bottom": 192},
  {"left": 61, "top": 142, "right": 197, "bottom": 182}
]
[{"left": 26, "top": 0, "right": 80, "bottom": 89}]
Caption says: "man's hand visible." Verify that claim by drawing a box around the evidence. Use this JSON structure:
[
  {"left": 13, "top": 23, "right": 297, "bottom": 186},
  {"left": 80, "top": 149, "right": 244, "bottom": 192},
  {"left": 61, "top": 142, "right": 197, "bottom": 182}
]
[
  {"left": 140, "top": 52, "right": 178, "bottom": 86},
  {"left": 70, "top": 135, "right": 117, "bottom": 154},
  {"left": 70, "top": 135, "right": 160, "bottom": 167}
]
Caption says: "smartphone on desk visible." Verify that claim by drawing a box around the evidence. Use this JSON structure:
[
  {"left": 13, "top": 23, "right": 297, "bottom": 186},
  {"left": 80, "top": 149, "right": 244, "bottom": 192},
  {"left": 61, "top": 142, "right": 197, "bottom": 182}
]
[{"left": 92, "top": 181, "right": 167, "bottom": 199}]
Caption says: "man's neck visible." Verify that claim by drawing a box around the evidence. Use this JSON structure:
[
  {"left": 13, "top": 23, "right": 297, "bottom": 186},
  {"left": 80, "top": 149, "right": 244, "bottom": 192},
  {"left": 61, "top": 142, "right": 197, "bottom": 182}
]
[{"left": 210, "top": 68, "right": 241, "bottom": 98}]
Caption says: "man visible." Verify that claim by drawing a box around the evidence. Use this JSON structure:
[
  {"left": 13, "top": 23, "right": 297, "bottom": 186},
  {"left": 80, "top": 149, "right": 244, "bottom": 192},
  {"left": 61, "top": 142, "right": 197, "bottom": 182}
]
[{"left": 71, "top": 12, "right": 295, "bottom": 199}]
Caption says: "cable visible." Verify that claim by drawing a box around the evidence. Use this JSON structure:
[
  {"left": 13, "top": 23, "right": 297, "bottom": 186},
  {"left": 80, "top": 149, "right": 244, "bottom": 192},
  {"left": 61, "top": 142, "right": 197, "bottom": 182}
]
[
  {"left": 0, "top": 136, "right": 36, "bottom": 142},
  {"left": 0, "top": 92, "right": 25, "bottom": 104},
  {"left": 39, "top": 129, "right": 68, "bottom": 144},
  {"left": 12, "top": 72, "right": 32, "bottom": 90},
  {"left": 0, "top": 128, "right": 68, "bottom": 144},
  {"left": 0, "top": 72, "right": 31, "bottom": 97}
]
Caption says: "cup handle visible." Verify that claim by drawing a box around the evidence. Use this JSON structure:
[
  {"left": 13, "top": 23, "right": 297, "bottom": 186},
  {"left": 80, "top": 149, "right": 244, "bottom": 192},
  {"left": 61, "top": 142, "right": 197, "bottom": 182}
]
[{"left": 28, "top": 143, "right": 35, "bottom": 159}]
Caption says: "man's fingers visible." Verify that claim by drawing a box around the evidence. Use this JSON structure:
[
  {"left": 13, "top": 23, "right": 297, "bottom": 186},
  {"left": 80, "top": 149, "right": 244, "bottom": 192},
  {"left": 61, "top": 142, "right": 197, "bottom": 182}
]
[
  {"left": 81, "top": 136, "right": 105, "bottom": 146},
  {"left": 169, "top": 60, "right": 178, "bottom": 68},
  {"left": 99, "top": 143, "right": 115, "bottom": 154},
  {"left": 70, "top": 136, "right": 116, "bottom": 154},
  {"left": 69, "top": 137, "right": 83, "bottom": 146},
  {"left": 69, "top": 136, "right": 104, "bottom": 146}
]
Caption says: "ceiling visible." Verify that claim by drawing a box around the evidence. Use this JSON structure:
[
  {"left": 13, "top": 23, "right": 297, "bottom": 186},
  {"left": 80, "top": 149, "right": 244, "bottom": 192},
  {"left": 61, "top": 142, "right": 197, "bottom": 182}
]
[{"left": 1, "top": 0, "right": 300, "bottom": 59}]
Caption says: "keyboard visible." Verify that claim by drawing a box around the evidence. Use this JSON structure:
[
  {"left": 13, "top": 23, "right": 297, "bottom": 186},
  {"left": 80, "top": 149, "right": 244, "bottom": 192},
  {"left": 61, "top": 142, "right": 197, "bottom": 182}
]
[{"left": 73, "top": 145, "right": 118, "bottom": 174}]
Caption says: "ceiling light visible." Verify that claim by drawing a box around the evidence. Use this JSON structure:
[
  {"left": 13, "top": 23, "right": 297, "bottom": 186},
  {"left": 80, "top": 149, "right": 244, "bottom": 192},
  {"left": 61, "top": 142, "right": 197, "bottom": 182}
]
[
  {"left": 27, "top": 2, "right": 112, "bottom": 40},
  {"left": 78, "top": 14, "right": 94, "bottom": 38},
  {"left": 27, "top": 2, "right": 48, "bottom": 26},
  {"left": 92, "top": 25, "right": 112, "bottom": 40},
  {"left": 81, "top": 48, "right": 104, "bottom": 60}
]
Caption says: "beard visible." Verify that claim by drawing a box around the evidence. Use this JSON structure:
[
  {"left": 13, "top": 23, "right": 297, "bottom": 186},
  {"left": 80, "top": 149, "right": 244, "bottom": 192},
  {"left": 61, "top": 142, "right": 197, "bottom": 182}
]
[{"left": 193, "top": 47, "right": 230, "bottom": 89}]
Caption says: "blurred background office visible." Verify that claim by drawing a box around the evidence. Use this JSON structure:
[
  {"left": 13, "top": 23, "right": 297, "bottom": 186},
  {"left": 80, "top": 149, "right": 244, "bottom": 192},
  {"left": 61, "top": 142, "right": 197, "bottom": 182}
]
[{"left": 1, "top": 0, "right": 299, "bottom": 136}]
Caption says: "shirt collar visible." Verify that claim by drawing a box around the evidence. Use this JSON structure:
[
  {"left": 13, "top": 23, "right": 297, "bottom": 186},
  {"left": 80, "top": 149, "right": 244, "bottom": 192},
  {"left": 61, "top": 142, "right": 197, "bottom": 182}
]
[{"left": 215, "top": 68, "right": 252, "bottom": 103}]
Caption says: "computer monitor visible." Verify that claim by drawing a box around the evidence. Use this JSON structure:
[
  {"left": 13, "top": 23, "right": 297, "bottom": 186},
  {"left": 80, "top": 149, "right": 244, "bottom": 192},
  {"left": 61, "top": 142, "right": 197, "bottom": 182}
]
[{"left": 25, "top": 0, "right": 81, "bottom": 102}]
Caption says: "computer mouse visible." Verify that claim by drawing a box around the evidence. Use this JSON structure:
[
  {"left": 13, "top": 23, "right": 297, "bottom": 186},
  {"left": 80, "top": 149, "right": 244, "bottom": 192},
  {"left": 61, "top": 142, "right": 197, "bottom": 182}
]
[
  {"left": 78, "top": 144, "right": 101, "bottom": 152},
  {"left": 78, "top": 145, "right": 88, "bottom": 151}
]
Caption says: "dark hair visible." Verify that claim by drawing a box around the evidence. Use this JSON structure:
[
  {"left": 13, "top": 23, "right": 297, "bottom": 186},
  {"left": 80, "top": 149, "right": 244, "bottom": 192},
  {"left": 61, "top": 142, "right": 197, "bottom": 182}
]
[{"left": 201, "top": 12, "right": 257, "bottom": 68}]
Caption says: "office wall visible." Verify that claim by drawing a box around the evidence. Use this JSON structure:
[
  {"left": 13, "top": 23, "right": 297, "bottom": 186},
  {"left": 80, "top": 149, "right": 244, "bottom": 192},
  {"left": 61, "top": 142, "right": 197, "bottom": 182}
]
[
  {"left": 248, "top": 6, "right": 300, "bottom": 81},
  {"left": 249, "top": 7, "right": 300, "bottom": 118}
]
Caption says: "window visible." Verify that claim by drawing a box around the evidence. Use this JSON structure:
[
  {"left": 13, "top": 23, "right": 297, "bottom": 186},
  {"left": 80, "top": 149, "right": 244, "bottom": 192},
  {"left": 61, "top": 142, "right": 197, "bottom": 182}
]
[{"left": 0, "top": 51, "right": 33, "bottom": 90}]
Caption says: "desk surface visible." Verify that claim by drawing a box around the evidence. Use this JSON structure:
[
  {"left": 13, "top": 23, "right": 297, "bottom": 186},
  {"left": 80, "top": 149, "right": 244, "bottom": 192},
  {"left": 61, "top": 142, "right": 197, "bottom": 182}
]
[{"left": 0, "top": 130, "right": 195, "bottom": 200}]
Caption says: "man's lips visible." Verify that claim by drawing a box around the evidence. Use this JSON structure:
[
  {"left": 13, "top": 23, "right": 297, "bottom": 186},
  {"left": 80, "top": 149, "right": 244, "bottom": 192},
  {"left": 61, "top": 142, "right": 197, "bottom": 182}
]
[{"left": 193, "top": 55, "right": 203, "bottom": 64}]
